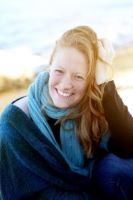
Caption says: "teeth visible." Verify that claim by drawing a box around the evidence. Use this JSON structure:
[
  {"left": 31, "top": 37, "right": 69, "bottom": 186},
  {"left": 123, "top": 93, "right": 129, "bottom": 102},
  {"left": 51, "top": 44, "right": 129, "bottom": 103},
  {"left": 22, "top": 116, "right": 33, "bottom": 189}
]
[{"left": 57, "top": 90, "right": 71, "bottom": 97}]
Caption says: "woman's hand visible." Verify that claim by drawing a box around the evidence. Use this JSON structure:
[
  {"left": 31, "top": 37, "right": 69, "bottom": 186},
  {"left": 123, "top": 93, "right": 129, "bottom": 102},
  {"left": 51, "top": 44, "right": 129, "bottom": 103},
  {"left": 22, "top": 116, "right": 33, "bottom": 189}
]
[{"left": 95, "top": 38, "right": 115, "bottom": 85}]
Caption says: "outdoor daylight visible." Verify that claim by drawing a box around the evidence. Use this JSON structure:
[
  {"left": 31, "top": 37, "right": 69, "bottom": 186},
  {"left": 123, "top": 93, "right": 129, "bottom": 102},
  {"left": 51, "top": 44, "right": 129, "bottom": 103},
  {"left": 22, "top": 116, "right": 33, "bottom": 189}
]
[{"left": 1, "top": 1, "right": 133, "bottom": 199}]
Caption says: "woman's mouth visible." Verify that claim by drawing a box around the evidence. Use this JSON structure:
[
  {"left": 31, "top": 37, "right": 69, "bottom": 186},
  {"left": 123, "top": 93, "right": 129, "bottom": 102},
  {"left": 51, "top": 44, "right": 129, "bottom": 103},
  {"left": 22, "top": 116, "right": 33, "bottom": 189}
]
[{"left": 56, "top": 89, "right": 73, "bottom": 97}]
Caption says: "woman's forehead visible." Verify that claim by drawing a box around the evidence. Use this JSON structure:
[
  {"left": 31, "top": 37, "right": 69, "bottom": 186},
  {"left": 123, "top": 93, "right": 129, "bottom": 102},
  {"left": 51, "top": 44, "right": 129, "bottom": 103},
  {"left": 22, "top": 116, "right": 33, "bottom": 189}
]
[
  {"left": 52, "top": 47, "right": 87, "bottom": 64},
  {"left": 50, "top": 47, "right": 89, "bottom": 74}
]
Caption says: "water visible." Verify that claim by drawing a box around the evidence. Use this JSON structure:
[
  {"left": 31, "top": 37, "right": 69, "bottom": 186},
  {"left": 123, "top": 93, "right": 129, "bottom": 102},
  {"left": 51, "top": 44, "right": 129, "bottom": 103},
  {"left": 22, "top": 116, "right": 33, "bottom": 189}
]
[
  {"left": 0, "top": 0, "right": 133, "bottom": 54},
  {"left": 0, "top": 0, "right": 133, "bottom": 75}
]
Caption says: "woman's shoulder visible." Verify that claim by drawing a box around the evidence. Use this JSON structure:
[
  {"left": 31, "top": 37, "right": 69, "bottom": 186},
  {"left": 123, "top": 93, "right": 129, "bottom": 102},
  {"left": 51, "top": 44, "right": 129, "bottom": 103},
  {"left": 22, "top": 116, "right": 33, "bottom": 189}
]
[
  {"left": 0, "top": 98, "right": 34, "bottom": 142},
  {"left": 13, "top": 96, "right": 30, "bottom": 118},
  {"left": 0, "top": 97, "right": 30, "bottom": 124}
]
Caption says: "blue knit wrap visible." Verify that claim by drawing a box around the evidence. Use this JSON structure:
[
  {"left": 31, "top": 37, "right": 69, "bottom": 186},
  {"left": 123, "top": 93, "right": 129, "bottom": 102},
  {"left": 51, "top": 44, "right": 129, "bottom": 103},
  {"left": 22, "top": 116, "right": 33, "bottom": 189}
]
[{"left": 28, "top": 71, "right": 89, "bottom": 175}]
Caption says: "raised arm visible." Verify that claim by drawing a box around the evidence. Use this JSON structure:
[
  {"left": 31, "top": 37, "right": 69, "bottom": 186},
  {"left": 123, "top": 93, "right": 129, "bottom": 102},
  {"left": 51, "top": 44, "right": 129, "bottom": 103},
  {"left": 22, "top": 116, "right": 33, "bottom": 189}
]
[{"left": 102, "top": 81, "right": 133, "bottom": 156}]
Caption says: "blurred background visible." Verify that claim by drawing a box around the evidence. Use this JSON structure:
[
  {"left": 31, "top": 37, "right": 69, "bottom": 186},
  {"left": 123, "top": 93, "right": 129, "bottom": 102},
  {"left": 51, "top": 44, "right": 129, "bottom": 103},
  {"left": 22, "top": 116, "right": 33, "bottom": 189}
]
[{"left": 0, "top": 0, "right": 133, "bottom": 114}]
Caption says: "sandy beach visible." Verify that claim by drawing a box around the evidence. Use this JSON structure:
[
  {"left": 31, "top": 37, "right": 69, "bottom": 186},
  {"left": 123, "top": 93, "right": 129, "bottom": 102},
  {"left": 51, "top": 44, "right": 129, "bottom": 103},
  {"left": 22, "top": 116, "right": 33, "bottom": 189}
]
[{"left": 0, "top": 44, "right": 133, "bottom": 115}]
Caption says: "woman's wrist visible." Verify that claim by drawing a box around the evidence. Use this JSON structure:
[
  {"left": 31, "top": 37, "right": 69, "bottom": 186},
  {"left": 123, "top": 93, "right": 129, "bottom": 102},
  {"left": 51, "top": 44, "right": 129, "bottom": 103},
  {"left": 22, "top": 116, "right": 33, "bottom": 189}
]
[{"left": 102, "top": 80, "right": 116, "bottom": 104}]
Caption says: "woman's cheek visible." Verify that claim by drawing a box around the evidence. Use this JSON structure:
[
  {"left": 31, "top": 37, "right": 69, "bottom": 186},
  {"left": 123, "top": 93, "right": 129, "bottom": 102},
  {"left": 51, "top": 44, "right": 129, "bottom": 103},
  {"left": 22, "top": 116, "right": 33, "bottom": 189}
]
[{"left": 49, "top": 72, "right": 60, "bottom": 85}]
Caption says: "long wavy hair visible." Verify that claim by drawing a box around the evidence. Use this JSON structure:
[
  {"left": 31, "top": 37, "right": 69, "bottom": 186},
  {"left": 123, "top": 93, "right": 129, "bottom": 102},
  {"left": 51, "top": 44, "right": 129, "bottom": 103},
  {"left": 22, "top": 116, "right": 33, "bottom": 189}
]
[{"left": 49, "top": 25, "right": 108, "bottom": 157}]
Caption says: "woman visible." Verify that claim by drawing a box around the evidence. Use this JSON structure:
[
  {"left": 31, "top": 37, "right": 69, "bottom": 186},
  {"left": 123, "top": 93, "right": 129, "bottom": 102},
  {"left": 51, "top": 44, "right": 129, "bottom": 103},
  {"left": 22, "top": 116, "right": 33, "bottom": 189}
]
[{"left": 0, "top": 25, "right": 133, "bottom": 200}]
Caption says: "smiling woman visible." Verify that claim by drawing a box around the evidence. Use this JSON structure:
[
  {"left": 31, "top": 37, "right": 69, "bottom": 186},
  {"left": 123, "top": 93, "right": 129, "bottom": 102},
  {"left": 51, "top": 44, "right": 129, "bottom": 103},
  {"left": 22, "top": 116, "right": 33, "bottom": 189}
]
[{"left": 0, "top": 25, "right": 133, "bottom": 200}]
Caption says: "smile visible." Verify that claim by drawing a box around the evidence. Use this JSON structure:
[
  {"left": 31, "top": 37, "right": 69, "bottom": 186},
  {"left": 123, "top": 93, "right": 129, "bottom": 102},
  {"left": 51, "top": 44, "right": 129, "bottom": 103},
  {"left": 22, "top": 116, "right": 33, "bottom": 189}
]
[{"left": 57, "top": 89, "right": 73, "bottom": 97}]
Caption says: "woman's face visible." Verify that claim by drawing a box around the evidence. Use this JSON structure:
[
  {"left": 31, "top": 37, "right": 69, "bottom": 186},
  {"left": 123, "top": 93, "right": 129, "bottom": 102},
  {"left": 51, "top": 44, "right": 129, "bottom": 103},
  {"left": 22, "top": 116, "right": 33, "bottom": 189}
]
[{"left": 48, "top": 47, "right": 88, "bottom": 108}]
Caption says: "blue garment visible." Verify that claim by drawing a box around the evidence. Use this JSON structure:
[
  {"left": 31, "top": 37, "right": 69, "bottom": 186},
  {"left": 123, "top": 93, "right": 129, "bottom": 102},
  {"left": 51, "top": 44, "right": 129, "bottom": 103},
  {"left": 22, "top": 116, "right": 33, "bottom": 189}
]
[
  {"left": 28, "top": 71, "right": 88, "bottom": 175},
  {"left": 1, "top": 104, "right": 133, "bottom": 199},
  {"left": 92, "top": 153, "right": 133, "bottom": 200},
  {"left": 0, "top": 104, "right": 105, "bottom": 200}
]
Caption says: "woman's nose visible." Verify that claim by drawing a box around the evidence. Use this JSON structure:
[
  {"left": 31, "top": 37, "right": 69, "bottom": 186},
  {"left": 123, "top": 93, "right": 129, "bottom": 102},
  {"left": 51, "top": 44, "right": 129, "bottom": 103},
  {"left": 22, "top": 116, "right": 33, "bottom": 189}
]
[{"left": 60, "top": 75, "right": 73, "bottom": 89}]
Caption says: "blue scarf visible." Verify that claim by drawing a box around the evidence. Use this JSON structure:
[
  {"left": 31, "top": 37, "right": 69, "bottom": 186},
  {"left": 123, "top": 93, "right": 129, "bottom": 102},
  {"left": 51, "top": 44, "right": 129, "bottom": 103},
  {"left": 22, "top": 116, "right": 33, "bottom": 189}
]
[{"left": 28, "top": 71, "right": 89, "bottom": 175}]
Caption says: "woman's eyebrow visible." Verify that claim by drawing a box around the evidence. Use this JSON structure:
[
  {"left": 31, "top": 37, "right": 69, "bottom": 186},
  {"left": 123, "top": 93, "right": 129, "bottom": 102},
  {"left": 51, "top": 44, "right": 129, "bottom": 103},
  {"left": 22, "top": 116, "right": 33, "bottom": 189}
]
[
  {"left": 74, "top": 72, "right": 86, "bottom": 76},
  {"left": 53, "top": 65, "right": 64, "bottom": 69}
]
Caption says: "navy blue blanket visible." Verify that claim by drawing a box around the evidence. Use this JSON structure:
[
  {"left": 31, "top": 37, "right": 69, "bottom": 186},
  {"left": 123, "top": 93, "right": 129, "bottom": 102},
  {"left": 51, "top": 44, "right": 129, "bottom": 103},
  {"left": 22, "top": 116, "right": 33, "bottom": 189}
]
[{"left": 0, "top": 105, "right": 106, "bottom": 199}]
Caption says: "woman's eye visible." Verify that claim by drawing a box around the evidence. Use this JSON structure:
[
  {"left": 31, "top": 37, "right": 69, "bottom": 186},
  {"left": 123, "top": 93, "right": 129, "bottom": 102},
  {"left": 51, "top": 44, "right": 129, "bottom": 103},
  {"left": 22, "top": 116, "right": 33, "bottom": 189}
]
[
  {"left": 75, "top": 75, "right": 84, "bottom": 80},
  {"left": 55, "top": 69, "right": 63, "bottom": 74}
]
